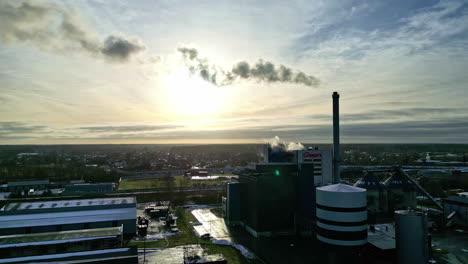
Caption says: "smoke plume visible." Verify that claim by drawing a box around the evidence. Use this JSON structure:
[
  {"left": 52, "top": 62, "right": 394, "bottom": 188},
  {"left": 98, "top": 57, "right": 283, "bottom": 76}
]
[
  {"left": 177, "top": 46, "right": 320, "bottom": 87},
  {"left": 177, "top": 46, "right": 224, "bottom": 85},
  {"left": 0, "top": 1, "right": 318, "bottom": 85},
  {"left": 0, "top": 1, "right": 145, "bottom": 62},
  {"left": 269, "top": 136, "right": 305, "bottom": 152},
  {"left": 228, "top": 60, "right": 319, "bottom": 86}
]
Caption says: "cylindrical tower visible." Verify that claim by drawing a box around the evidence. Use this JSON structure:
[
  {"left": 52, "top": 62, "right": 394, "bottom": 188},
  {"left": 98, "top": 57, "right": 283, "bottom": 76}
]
[
  {"left": 316, "top": 184, "right": 367, "bottom": 246},
  {"left": 395, "top": 210, "right": 429, "bottom": 264}
]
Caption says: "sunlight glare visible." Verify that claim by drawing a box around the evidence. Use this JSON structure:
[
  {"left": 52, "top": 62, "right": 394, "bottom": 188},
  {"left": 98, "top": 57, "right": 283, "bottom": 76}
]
[{"left": 162, "top": 66, "right": 229, "bottom": 119}]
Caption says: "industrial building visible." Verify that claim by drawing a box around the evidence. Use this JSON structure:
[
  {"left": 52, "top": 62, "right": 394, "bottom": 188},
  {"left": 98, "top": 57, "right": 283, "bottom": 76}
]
[
  {"left": 7, "top": 180, "right": 50, "bottom": 193},
  {"left": 384, "top": 171, "right": 417, "bottom": 211},
  {"left": 354, "top": 171, "right": 387, "bottom": 216},
  {"left": 0, "top": 227, "right": 138, "bottom": 263},
  {"left": 64, "top": 183, "right": 114, "bottom": 194},
  {"left": 443, "top": 194, "right": 468, "bottom": 227},
  {"left": 0, "top": 197, "right": 137, "bottom": 236},
  {"left": 224, "top": 92, "right": 344, "bottom": 239},
  {"left": 225, "top": 147, "right": 334, "bottom": 237}
]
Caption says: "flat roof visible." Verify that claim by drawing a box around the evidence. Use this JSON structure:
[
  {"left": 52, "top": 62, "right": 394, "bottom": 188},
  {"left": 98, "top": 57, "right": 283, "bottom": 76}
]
[
  {"left": 8, "top": 180, "right": 50, "bottom": 186},
  {"left": 1, "top": 197, "right": 136, "bottom": 212},
  {"left": 0, "top": 247, "right": 134, "bottom": 264},
  {"left": 368, "top": 232, "right": 396, "bottom": 250},
  {"left": 0, "top": 227, "right": 121, "bottom": 248},
  {"left": 444, "top": 196, "right": 468, "bottom": 206}
]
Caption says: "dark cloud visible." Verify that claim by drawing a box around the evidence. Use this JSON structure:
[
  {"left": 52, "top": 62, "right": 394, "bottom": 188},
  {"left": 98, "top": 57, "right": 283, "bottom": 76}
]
[
  {"left": 229, "top": 60, "right": 319, "bottom": 86},
  {"left": 2, "top": 117, "right": 468, "bottom": 143},
  {"left": 177, "top": 46, "right": 320, "bottom": 87},
  {"left": 0, "top": 121, "right": 47, "bottom": 134},
  {"left": 0, "top": 1, "right": 145, "bottom": 61},
  {"left": 70, "top": 118, "right": 468, "bottom": 143},
  {"left": 101, "top": 36, "right": 146, "bottom": 61},
  {"left": 79, "top": 124, "right": 182, "bottom": 133},
  {"left": 177, "top": 46, "right": 222, "bottom": 85},
  {"left": 177, "top": 47, "right": 198, "bottom": 60},
  {"left": 341, "top": 108, "right": 464, "bottom": 122}
]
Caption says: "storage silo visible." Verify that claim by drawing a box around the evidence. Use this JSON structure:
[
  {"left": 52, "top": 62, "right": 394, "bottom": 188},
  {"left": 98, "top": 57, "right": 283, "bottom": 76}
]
[
  {"left": 384, "top": 171, "right": 417, "bottom": 212},
  {"left": 395, "top": 210, "right": 429, "bottom": 264},
  {"left": 316, "top": 184, "right": 367, "bottom": 246},
  {"left": 354, "top": 171, "right": 387, "bottom": 221}
]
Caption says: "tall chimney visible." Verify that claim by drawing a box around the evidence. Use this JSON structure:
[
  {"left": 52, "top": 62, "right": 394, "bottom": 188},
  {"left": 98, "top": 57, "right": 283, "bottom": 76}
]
[{"left": 332, "top": 92, "right": 340, "bottom": 183}]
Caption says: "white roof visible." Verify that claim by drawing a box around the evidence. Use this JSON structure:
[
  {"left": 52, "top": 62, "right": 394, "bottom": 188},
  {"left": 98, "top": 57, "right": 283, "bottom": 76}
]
[
  {"left": 1, "top": 197, "right": 136, "bottom": 212},
  {"left": 317, "top": 183, "right": 366, "bottom": 193},
  {"left": 0, "top": 208, "right": 136, "bottom": 228}
]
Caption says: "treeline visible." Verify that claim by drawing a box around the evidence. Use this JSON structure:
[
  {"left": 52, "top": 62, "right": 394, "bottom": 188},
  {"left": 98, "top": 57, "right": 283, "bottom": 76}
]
[{"left": 0, "top": 165, "right": 122, "bottom": 184}]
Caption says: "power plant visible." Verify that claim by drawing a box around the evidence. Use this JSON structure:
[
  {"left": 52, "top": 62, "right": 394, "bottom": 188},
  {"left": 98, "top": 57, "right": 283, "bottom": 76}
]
[{"left": 223, "top": 91, "right": 438, "bottom": 263}]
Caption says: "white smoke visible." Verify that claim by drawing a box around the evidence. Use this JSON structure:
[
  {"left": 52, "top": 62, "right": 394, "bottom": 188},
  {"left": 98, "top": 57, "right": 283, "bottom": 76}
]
[
  {"left": 269, "top": 136, "right": 305, "bottom": 151},
  {"left": 287, "top": 142, "right": 305, "bottom": 151}
]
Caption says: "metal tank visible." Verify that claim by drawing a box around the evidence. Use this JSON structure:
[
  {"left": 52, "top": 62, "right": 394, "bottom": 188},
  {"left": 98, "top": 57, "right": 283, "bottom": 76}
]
[
  {"left": 316, "top": 184, "right": 367, "bottom": 246},
  {"left": 395, "top": 210, "right": 429, "bottom": 264}
]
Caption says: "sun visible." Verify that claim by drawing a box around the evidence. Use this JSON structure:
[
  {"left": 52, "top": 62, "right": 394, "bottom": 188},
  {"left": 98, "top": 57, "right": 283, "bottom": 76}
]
[{"left": 162, "top": 66, "right": 229, "bottom": 119}]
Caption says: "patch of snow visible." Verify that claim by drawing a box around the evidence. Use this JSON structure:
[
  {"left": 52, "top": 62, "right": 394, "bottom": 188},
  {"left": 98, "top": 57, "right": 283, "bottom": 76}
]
[{"left": 210, "top": 238, "right": 256, "bottom": 259}]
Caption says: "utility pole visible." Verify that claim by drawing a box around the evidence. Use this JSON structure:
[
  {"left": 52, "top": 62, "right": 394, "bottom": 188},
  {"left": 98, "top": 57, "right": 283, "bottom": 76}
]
[{"left": 143, "top": 236, "right": 146, "bottom": 263}]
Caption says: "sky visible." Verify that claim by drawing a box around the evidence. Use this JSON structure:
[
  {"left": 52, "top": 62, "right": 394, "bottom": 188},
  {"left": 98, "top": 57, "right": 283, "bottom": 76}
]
[{"left": 1, "top": 0, "right": 467, "bottom": 144}]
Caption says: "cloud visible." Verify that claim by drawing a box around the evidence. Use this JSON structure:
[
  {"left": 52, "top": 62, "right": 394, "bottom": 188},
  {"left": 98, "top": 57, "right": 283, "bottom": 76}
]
[
  {"left": 228, "top": 60, "right": 319, "bottom": 86},
  {"left": 0, "top": 1, "right": 145, "bottom": 62},
  {"left": 177, "top": 46, "right": 320, "bottom": 87},
  {"left": 0, "top": 1, "right": 316, "bottom": 85},
  {"left": 79, "top": 124, "right": 182, "bottom": 133},
  {"left": 1, "top": 116, "right": 468, "bottom": 143},
  {"left": 0, "top": 121, "right": 47, "bottom": 135}
]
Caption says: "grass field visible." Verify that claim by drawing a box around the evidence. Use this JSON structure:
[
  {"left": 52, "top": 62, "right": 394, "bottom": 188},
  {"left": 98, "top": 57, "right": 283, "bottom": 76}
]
[
  {"left": 129, "top": 207, "right": 253, "bottom": 264},
  {"left": 118, "top": 175, "right": 234, "bottom": 190}
]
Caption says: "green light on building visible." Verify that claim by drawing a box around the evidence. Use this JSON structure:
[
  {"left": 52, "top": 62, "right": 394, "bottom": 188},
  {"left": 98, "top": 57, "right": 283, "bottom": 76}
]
[{"left": 275, "top": 169, "right": 280, "bottom": 176}]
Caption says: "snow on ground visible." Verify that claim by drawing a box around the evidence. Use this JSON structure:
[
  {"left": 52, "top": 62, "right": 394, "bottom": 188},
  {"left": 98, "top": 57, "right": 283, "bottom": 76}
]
[{"left": 190, "top": 207, "right": 256, "bottom": 260}]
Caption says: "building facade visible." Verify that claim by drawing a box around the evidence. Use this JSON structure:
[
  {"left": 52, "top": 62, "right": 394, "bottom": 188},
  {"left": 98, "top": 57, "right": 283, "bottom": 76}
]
[{"left": 0, "top": 197, "right": 137, "bottom": 236}]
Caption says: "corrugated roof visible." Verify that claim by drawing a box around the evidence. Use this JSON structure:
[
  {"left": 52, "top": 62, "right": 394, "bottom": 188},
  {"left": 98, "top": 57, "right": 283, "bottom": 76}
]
[
  {"left": 0, "top": 227, "right": 121, "bottom": 247},
  {"left": 354, "top": 172, "right": 384, "bottom": 190},
  {"left": 0, "top": 207, "right": 136, "bottom": 229},
  {"left": 1, "top": 197, "right": 136, "bottom": 212}
]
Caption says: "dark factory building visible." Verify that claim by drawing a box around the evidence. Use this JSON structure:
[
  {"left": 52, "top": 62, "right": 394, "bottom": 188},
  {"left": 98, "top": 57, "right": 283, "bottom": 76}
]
[{"left": 226, "top": 146, "right": 333, "bottom": 237}]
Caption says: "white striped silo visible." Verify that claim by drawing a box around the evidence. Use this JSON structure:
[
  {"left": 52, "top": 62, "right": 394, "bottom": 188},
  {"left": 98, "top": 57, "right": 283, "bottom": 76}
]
[{"left": 316, "top": 184, "right": 367, "bottom": 246}]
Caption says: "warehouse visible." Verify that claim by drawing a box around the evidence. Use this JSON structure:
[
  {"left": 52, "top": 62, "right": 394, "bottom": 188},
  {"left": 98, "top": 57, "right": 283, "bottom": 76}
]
[
  {"left": 444, "top": 195, "right": 468, "bottom": 227},
  {"left": 0, "top": 197, "right": 137, "bottom": 236},
  {"left": 64, "top": 183, "right": 114, "bottom": 194},
  {"left": 0, "top": 226, "right": 137, "bottom": 263},
  {"left": 7, "top": 180, "right": 50, "bottom": 193}
]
